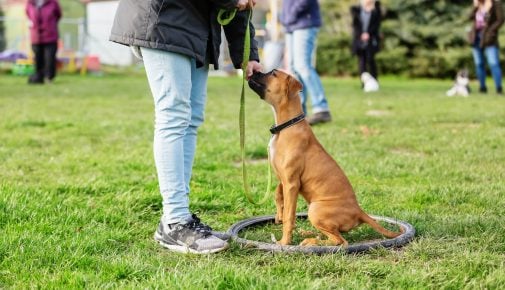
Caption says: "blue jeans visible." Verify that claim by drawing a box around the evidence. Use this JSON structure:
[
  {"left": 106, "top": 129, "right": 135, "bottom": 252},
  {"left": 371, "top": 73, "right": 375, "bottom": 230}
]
[
  {"left": 471, "top": 45, "right": 503, "bottom": 91},
  {"left": 141, "top": 47, "right": 208, "bottom": 224},
  {"left": 285, "top": 28, "right": 329, "bottom": 114}
]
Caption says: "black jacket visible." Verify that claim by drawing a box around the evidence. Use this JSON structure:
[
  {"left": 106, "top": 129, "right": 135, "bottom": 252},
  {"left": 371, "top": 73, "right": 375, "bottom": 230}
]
[
  {"left": 350, "top": 1, "right": 381, "bottom": 55},
  {"left": 109, "top": 0, "right": 259, "bottom": 69},
  {"left": 468, "top": 0, "right": 504, "bottom": 48}
]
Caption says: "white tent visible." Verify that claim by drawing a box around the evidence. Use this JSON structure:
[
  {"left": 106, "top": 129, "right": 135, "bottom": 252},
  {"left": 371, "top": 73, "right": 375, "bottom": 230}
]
[{"left": 85, "top": 0, "right": 133, "bottom": 66}]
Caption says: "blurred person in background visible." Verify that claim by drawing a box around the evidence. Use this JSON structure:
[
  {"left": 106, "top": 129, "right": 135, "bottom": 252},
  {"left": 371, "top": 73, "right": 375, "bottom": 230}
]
[
  {"left": 351, "top": 0, "right": 381, "bottom": 83},
  {"left": 469, "top": 0, "right": 504, "bottom": 94},
  {"left": 26, "top": 0, "right": 61, "bottom": 84},
  {"left": 281, "top": 0, "right": 332, "bottom": 125}
]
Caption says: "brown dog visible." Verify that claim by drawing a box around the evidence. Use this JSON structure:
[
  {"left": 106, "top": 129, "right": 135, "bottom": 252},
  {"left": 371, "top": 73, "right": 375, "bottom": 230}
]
[{"left": 248, "top": 69, "right": 401, "bottom": 246}]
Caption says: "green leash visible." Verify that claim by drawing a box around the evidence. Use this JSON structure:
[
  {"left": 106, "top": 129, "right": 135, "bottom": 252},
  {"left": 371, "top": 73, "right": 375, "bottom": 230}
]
[{"left": 218, "top": 7, "right": 272, "bottom": 205}]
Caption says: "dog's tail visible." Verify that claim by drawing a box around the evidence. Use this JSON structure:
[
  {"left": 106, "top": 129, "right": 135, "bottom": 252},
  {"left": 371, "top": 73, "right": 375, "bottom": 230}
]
[{"left": 359, "top": 212, "right": 402, "bottom": 238}]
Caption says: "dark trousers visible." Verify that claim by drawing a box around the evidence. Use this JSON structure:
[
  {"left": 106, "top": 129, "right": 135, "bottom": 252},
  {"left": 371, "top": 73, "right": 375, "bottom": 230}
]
[
  {"left": 30, "top": 42, "right": 58, "bottom": 82},
  {"left": 357, "top": 47, "right": 378, "bottom": 79}
]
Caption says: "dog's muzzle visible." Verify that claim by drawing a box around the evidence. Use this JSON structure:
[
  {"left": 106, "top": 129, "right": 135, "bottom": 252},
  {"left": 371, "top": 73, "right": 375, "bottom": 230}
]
[{"left": 248, "top": 71, "right": 268, "bottom": 99}]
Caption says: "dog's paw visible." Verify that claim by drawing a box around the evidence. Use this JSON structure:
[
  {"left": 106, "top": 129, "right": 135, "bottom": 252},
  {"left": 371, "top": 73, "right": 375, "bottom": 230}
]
[
  {"left": 276, "top": 238, "right": 291, "bottom": 246},
  {"left": 299, "top": 238, "right": 319, "bottom": 246}
]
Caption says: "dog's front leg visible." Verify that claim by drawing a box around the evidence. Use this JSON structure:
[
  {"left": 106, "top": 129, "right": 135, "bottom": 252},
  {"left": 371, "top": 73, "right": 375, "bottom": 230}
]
[
  {"left": 278, "top": 181, "right": 300, "bottom": 246},
  {"left": 274, "top": 183, "right": 284, "bottom": 224}
]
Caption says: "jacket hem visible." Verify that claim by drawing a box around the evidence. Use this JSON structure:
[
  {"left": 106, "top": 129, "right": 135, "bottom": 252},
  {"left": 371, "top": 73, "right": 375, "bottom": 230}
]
[{"left": 109, "top": 34, "right": 208, "bottom": 68}]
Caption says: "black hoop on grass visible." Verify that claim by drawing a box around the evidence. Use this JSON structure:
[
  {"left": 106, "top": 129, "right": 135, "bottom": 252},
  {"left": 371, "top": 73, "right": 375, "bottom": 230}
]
[{"left": 226, "top": 213, "right": 415, "bottom": 254}]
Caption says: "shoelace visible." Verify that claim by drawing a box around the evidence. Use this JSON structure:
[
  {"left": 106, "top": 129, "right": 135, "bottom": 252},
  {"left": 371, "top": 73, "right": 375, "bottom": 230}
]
[{"left": 186, "top": 214, "right": 212, "bottom": 236}]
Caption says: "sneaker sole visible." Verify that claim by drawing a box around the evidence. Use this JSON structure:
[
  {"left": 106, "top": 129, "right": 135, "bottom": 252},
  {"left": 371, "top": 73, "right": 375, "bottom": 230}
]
[
  {"left": 309, "top": 119, "right": 331, "bottom": 125},
  {"left": 154, "top": 231, "right": 229, "bottom": 254}
]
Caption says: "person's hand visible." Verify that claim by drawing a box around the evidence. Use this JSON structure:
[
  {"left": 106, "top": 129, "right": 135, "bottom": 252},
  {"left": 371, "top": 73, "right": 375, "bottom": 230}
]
[
  {"left": 361, "top": 32, "right": 370, "bottom": 42},
  {"left": 236, "top": 0, "right": 256, "bottom": 11},
  {"left": 245, "top": 60, "right": 262, "bottom": 79}
]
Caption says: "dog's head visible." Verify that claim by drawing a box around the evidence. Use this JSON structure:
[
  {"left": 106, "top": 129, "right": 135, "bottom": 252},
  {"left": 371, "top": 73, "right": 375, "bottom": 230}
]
[
  {"left": 456, "top": 69, "right": 470, "bottom": 86},
  {"left": 457, "top": 69, "right": 469, "bottom": 79},
  {"left": 248, "top": 69, "right": 302, "bottom": 107},
  {"left": 360, "top": 72, "right": 372, "bottom": 82}
]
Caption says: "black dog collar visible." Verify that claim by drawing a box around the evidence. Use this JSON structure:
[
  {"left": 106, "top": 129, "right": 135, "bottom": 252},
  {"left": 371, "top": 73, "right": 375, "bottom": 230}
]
[{"left": 270, "top": 113, "right": 306, "bottom": 134}]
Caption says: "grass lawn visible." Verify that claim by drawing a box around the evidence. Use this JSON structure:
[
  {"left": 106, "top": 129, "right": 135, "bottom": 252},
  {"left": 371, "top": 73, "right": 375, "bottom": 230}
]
[{"left": 1, "top": 72, "right": 504, "bottom": 288}]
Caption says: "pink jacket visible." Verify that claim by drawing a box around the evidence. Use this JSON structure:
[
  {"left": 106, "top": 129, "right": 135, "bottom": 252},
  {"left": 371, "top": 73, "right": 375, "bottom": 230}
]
[{"left": 26, "top": 0, "right": 62, "bottom": 44}]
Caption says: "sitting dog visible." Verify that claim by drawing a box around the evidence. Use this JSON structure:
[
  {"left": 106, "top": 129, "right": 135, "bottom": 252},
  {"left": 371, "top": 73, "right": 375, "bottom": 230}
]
[
  {"left": 446, "top": 70, "right": 470, "bottom": 97},
  {"left": 361, "top": 72, "right": 379, "bottom": 93},
  {"left": 248, "top": 70, "right": 401, "bottom": 246}
]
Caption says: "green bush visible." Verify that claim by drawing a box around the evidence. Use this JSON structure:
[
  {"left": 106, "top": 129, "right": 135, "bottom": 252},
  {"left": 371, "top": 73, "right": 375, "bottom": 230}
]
[
  {"left": 375, "top": 46, "right": 409, "bottom": 76},
  {"left": 316, "top": 34, "right": 356, "bottom": 76}
]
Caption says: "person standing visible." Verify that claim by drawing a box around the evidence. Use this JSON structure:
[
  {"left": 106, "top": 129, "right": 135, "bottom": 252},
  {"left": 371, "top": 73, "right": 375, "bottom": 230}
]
[
  {"left": 469, "top": 0, "right": 504, "bottom": 94},
  {"left": 26, "top": 0, "right": 61, "bottom": 84},
  {"left": 110, "top": 0, "right": 262, "bottom": 254},
  {"left": 281, "top": 0, "right": 332, "bottom": 125},
  {"left": 351, "top": 0, "right": 381, "bottom": 81}
]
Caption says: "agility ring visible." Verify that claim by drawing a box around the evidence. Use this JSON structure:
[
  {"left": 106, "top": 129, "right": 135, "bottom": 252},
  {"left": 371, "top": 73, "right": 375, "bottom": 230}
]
[{"left": 226, "top": 213, "right": 415, "bottom": 254}]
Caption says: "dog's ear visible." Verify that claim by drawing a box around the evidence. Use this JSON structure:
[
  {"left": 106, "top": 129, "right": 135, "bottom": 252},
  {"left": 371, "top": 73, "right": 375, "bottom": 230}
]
[{"left": 286, "top": 75, "right": 303, "bottom": 98}]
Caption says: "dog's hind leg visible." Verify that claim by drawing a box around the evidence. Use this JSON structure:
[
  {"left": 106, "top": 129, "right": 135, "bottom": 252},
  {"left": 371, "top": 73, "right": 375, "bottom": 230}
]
[
  {"left": 299, "top": 228, "right": 348, "bottom": 247},
  {"left": 314, "top": 225, "right": 349, "bottom": 247},
  {"left": 306, "top": 202, "right": 349, "bottom": 246}
]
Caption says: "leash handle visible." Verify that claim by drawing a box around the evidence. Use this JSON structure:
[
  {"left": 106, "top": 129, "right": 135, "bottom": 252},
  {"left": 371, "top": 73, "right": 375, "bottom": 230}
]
[
  {"left": 217, "top": 8, "right": 237, "bottom": 25},
  {"left": 217, "top": 0, "right": 253, "bottom": 25}
]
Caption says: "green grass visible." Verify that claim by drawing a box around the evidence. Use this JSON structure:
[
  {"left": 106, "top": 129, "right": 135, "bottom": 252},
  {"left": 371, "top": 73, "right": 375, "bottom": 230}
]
[{"left": 1, "top": 72, "right": 504, "bottom": 288}]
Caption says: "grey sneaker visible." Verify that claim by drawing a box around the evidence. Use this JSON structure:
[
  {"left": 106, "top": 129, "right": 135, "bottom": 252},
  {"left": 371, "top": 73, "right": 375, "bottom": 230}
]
[
  {"left": 307, "top": 111, "right": 332, "bottom": 125},
  {"left": 154, "top": 215, "right": 229, "bottom": 254}
]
